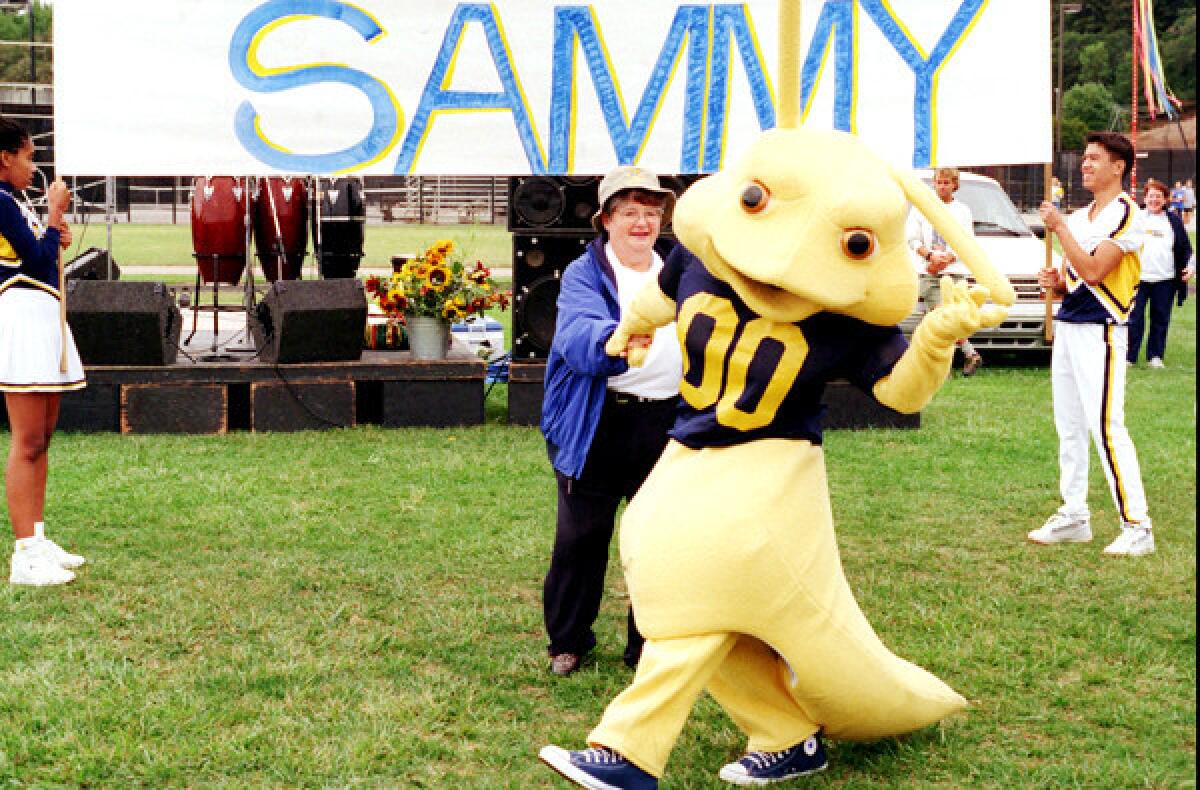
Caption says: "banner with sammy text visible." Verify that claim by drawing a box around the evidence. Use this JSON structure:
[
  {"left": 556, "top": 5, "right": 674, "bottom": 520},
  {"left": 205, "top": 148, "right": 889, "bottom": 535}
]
[{"left": 53, "top": 0, "right": 1051, "bottom": 175}]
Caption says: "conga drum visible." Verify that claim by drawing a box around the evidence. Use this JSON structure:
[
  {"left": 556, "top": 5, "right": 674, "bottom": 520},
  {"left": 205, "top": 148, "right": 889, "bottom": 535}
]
[
  {"left": 313, "top": 176, "right": 366, "bottom": 279},
  {"left": 191, "top": 176, "right": 247, "bottom": 285},
  {"left": 253, "top": 176, "right": 309, "bottom": 281}
]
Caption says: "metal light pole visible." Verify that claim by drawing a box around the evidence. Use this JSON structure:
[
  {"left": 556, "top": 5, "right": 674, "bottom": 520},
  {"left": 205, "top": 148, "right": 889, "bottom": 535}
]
[
  {"left": 1054, "top": 2, "right": 1084, "bottom": 160},
  {"left": 27, "top": 0, "right": 35, "bottom": 104}
]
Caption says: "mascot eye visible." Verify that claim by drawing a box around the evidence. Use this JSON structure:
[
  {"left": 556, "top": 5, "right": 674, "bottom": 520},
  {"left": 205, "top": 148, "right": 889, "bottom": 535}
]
[
  {"left": 840, "top": 229, "right": 875, "bottom": 260},
  {"left": 740, "top": 181, "right": 770, "bottom": 214}
]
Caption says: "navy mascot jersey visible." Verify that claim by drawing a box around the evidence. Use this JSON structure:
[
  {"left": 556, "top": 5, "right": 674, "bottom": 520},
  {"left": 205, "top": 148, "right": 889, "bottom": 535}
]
[{"left": 660, "top": 250, "right": 909, "bottom": 449}]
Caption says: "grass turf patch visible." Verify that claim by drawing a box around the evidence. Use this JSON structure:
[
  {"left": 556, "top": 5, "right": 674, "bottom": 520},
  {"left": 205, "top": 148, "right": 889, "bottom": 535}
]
[{"left": 0, "top": 307, "right": 1194, "bottom": 787}]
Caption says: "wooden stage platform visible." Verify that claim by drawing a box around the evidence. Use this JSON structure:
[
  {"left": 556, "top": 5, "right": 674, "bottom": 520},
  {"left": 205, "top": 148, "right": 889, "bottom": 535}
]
[
  {"left": 2, "top": 356, "right": 916, "bottom": 435},
  {"left": 507, "top": 362, "right": 919, "bottom": 431},
  {"left": 1, "top": 350, "right": 486, "bottom": 434}
]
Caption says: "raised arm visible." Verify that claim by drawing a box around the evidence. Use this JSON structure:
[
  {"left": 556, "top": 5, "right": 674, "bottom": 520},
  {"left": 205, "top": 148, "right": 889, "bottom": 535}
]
[
  {"left": 0, "top": 190, "right": 62, "bottom": 282},
  {"left": 603, "top": 245, "right": 690, "bottom": 364},
  {"left": 552, "top": 261, "right": 630, "bottom": 378}
]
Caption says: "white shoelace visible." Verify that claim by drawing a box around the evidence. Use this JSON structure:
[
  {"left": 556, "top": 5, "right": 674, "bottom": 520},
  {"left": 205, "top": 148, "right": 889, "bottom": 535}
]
[
  {"left": 743, "top": 748, "right": 789, "bottom": 770},
  {"left": 1046, "top": 514, "right": 1085, "bottom": 531},
  {"left": 577, "top": 748, "right": 624, "bottom": 765}
]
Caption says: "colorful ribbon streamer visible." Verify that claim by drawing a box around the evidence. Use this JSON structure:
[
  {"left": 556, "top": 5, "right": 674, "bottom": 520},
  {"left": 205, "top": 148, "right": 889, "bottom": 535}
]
[{"left": 1134, "top": 0, "right": 1182, "bottom": 120}]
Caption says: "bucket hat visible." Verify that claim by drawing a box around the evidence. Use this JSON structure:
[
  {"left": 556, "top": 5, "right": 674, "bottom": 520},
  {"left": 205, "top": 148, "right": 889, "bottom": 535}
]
[{"left": 591, "top": 166, "right": 676, "bottom": 234}]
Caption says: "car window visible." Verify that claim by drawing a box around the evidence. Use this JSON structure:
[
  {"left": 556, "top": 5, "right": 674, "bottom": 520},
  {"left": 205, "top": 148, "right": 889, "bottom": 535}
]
[{"left": 924, "top": 179, "right": 1032, "bottom": 238}]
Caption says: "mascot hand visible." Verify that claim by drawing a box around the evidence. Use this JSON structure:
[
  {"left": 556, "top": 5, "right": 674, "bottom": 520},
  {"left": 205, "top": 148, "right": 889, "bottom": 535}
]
[
  {"left": 604, "top": 326, "right": 632, "bottom": 358},
  {"left": 604, "top": 328, "right": 652, "bottom": 367},
  {"left": 916, "top": 277, "right": 1009, "bottom": 349}
]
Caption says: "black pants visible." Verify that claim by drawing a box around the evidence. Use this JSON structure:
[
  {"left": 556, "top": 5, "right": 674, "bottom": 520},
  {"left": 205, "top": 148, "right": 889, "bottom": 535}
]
[
  {"left": 1127, "top": 280, "right": 1176, "bottom": 363},
  {"left": 543, "top": 393, "right": 678, "bottom": 667}
]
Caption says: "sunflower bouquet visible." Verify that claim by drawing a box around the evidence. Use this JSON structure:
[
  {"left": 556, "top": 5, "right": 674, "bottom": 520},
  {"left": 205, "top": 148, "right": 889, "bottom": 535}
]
[{"left": 364, "top": 240, "right": 509, "bottom": 326}]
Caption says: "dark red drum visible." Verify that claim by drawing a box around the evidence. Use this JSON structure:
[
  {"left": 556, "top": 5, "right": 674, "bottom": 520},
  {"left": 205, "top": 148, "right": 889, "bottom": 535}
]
[
  {"left": 191, "top": 176, "right": 248, "bottom": 285},
  {"left": 253, "top": 176, "right": 309, "bottom": 281},
  {"left": 313, "top": 176, "right": 366, "bottom": 279}
]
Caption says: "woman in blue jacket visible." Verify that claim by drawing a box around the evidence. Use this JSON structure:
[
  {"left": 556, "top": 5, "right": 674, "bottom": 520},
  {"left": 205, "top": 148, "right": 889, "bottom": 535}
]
[
  {"left": 540, "top": 167, "right": 686, "bottom": 676},
  {"left": 0, "top": 118, "right": 86, "bottom": 586}
]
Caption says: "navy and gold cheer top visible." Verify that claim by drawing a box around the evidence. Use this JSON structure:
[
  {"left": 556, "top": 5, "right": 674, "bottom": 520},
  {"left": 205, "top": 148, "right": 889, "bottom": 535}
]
[
  {"left": 1057, "top": 193, "right": 1143, "bottom": 325},
  {"left": 0, "top": 180, "right": 63, "bottom": 299},
  {"left": 659, "top": 250, "right": 909, "bottom": 449}
]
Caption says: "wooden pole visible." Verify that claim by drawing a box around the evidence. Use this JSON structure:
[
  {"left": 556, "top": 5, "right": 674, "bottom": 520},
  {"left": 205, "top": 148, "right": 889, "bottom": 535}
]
[
  {"left": 1043, "top": 166, "right": 1055, "bottom": 343},
  {"left": 1043, "top": 0, "right": 1055, "bottom": 345},
  {"left": 58, "top": 247, "right": 67, "bottom": 372},
  {"left": 778, "top": 0, "right": 801, "bottom": 129},
  {"left": 1130, "top": 0, "right": 1139, "bottom": 193}
]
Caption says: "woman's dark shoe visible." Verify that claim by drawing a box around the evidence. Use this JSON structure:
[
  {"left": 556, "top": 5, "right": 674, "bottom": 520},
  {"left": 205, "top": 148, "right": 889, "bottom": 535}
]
[{"left": 550, "top": 652, "right": 582, "bottom": 676}]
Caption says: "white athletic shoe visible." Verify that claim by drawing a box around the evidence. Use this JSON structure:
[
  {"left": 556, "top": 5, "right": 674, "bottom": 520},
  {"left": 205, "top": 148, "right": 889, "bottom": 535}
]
[
  {"left": 38, "top": 537, "right": 86, "bottom": 569},
  {"left": 1148, "top": 357, "right": 1165, "bottom": 369},
  {"left": 1103, "top": 523, "right": 1156, "bottom": 556},
  {"left": 1028, "top": 511, "right": 1092, "bottom": 545},
  {"left": 10, "top": 542, "right": 76, "bottom": 586}
]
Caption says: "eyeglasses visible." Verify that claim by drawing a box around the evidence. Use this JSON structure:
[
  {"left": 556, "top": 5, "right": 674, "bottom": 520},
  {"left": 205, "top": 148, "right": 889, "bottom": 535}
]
[{"left": 612, "top": 206, "right": 664, "bottom": 223}]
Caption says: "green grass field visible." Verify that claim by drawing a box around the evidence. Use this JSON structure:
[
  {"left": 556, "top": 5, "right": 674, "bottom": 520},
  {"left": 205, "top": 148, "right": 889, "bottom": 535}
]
[{"left": 1, "top": 231, "right": 1195, "bottom": 786}]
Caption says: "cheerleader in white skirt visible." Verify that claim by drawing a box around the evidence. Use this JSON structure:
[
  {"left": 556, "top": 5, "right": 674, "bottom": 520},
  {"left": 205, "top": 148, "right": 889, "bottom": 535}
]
[{"left": 0, "top": 118, "right": 87, "bottom": 586}]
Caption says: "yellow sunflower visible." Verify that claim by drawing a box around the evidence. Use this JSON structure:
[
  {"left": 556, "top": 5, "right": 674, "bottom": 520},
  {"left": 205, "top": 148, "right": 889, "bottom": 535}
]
[
  {"left": 425, "top": 264, "right": 452, "bottom": 292},
  {"left": 424, "top": 240, "right": 454, "bottom": 266}
]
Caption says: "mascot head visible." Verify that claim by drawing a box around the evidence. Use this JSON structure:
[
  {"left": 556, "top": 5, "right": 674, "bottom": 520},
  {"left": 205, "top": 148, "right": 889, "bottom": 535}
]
[{"left": 673, "top": 0, "right": 1013, "bottom": 327}]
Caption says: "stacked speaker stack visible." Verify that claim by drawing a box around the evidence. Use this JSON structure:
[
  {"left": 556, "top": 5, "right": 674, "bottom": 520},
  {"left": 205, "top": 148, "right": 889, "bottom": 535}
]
[
  {"left": 509, "top": 176, "right": 599, "bottom": 359},
  {"left": 506, "top": 174, "right": 702, "bottom": 424},
  {"left": 66, "top": 280, "right": 182, "bottom": 366},
  {"left": 508, "top": 174, "right": 702, "bottom": 360}
]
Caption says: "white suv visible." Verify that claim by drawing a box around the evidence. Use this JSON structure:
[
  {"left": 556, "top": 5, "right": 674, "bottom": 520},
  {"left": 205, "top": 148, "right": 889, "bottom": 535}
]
[{"left": 903, "top": 170, "right": 1059, "bottom": 354}]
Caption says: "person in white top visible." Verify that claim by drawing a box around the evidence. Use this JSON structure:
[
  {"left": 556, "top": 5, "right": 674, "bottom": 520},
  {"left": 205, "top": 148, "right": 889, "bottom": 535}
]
[
  {"left": 907, "top": 167, "right": 984, "bottom": 376},
  {"left": 539, "top": 166, "right": 684, "bottom": 677},
  {"left": 1127, "top": 179, "right": 1193, "bottom": 368},
  {"left": 1032, "top": 131, "right": 1155, "bottom": 557}
]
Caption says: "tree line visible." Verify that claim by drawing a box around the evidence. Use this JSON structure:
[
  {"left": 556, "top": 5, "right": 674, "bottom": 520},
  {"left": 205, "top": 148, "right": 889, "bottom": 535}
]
[
  {"left": 1055, "top": 0, "right": 1195, "bottom": 150},
  {"left": 0, "top": 2, "right": 51, "bottom": 88}
]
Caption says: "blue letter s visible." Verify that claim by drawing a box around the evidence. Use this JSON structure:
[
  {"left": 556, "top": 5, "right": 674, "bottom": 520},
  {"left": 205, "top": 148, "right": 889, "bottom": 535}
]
[{"left": 230, "top": 0, "right": 402, "bottom": 172}]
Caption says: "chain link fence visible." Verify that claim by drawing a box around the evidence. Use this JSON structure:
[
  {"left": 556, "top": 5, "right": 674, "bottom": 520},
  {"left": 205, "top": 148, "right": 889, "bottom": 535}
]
[{"left": 54, "top": 175, "right": 510, "bottom": 226}]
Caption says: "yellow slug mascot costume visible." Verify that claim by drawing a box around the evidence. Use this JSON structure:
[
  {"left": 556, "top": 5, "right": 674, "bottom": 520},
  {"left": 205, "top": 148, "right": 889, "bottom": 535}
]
[{"left": 540, "top": 1, "right": 1014, "bottom": 787}]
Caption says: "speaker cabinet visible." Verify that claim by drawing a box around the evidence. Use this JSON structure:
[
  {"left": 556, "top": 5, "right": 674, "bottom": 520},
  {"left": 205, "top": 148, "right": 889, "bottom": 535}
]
[
  {"left": 251, "top": 379, "right": 356, "bottom": 431},
  {"left": 66, "top": 280, "right": 181, "bottom": 366},
  {"left": 507, "top": 174, "right": 704, "bottom": 233},
  {"left": 65, "top": 247, "right": 121, "bottom": 281},
  {"left": 508, "top": 361, "right": 546, "bottom": 425},
  {"left": 821, "top": 380, "right": 919, "bottom": 430},
  {"left": 249, "top": 279, "right": 368, "bottom": 364},
  {"left": 512, "top": 233, "right": 592, "bottom": 359},
  {"left": 659, "top": 174, "right": 706, "bottom": 201},
  {"left": 508, "top": 174, "right": 706, "bottom": 359},
  {"left": 121, "top": 383, "right": 227, "bottom": 434},
  {"left": 508, "top": 176, "right": 601, "bottom": 232}
]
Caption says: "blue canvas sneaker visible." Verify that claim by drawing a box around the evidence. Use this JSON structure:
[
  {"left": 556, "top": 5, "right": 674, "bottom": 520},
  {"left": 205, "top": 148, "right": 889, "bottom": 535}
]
[
  {"left": 717, "top": 734, "right": 828, "bottom": 785},
  {"left": 539, "top": 745, "right": 658, "bottom": 790}
]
